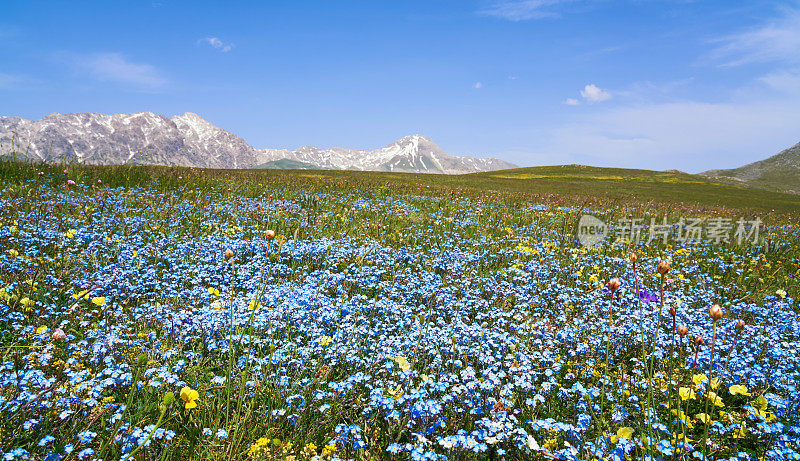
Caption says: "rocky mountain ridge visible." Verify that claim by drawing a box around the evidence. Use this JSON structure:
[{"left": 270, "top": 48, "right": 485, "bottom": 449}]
[{"left": 0, "top": 112, "right": 517, "bottom": 174}]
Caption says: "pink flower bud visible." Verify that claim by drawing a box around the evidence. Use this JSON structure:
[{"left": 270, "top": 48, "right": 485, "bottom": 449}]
[
  {"left": 736, "top": 319, "right": 745, "bottom": 332},
  {"left": 51, "top": 328, "right": 66, "bottom": 341},
  {"left": 265, "top": 230, "right": 276, "bottom": 241},
  {"left": 224, "top": 249, "right": 234, "bottom": 259},
  {"left": 677, "top": 325, "right": 688, "bottom": 337},
  {"left": 629, "top": 253, "right": 639, "bottom": 263},
  {"left": 669, "top": 306, "right": 676, "bottom": 317},
  {"left": 67, "top": 180, "right": 76, "bottom": 186},
  {"left": 709, "top": 304, "right": 723, "bottom": 321},
  {"left": 607, "top": 278, "right": 621, "bottom": 292},
  {"left": 695, "top": 335, "right": 704, "bottom": 346},
  {"left": 657, "top": 260, "right": 671, "bottom": 275}
]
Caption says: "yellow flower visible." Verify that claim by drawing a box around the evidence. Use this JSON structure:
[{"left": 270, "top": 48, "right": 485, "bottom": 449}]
[
  {"left": 679, "top": 387, "right": 696, "bottom": 400},
  {"left": 91, "top": 296, "right": 106, "bottom": 306},
  {"left": 207, "top": 287, "right": 220, "bottom": 297},
  {"left": 611, "top": 427, "right": 635, "bottom": 443},
  {"left": 729, "top": 384, "right": 751, "bottom": 396},
  {"left": 695, "top": 413, "right": 711, "bottom": 424},
  {"left": 709, "top": 377, "right": 721, "bottom": 390},
  {"left": 692, "top": 374, "right": 707, "bottom": 386},
  {"left": 65, "top": 229, "right": 77, "bottom": 239},
  {"left": 248, "top": 299, "right": 260, "bottom": 311},
  {"left": 318, "top": 335, "right": 333, "bottom": 346},
  {"left": 72, "top": 289, "right": 90, "bottom": 300},
  {"left": 775, "top": 289, "right": 787, "bottom": 299},
  {"left": 7, "top": 249, "right": 18, "bottom": 258},
  {"left": 322, "top": 444, "right": 336, "bottom": 456},
  {"left": 392, "top": 356, "right": 411, "bottom": 372},
  {"left": 20, "top": 297, "right": 35, "bottom": 311},
  {"left": 35, "top": 325, "right": 48, "bottom": 335},
  {"left": 671, "top": 432, "right": 694, "bottom": 444},
  {"left": 180, "top": 386, "right": 199, "bottom": 409},
  {"left": 248, "top": 437, "right": 272, "bottom": 457},
  {"left": 707, "top": 391, "right": 725, "bottom": 407},
  {"left": 386, "top": 384, "right": 403, "bottom": 401},
  {"left": 750, "top": 395, "right": 769, "bottom": 418}
]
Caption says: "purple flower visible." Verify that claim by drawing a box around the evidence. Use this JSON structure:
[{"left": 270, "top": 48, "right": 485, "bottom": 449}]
[{"left": 640, "top": 289, "right": 659, "bottom": 303}]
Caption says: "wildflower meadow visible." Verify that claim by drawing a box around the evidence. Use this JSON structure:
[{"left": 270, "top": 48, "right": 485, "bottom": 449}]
[{"left": 0, "top": 160, "right": 798, "bottom": 461}]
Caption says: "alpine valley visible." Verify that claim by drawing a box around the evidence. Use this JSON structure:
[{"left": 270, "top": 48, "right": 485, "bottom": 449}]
[{"left": 0, "top": 112, "right": 517, "bottom": 174}]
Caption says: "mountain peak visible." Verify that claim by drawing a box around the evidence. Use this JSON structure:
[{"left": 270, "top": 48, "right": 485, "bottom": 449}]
[
  {"left": 396, "top": 134, "right": 432, "bottom": 142},
  {"left": 176, "top": 112, "right": 205, "bottom": 121},
  {"left": 389, "top": 134, "right": 435, "bottom": 146}
]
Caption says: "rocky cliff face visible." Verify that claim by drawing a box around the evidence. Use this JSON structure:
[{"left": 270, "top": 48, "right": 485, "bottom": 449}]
[{"left": 0, "top": 112, "right": 262, "bottom": 168}]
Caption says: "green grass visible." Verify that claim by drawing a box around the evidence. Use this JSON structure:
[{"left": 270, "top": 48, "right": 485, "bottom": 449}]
[{"left": 11, "top": 160, "right": 797, "bottom": 215}]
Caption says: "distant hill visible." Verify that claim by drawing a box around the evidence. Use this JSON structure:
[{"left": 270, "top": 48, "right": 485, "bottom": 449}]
[
  {"left": 702, "top": 142, "right": 799, "bottom": 194},
  {"left": 255, "top": 159, "right": 320, "bottom": 170},
  {"left": 0, "top": 112, "right": 517, "bottom": 174}
]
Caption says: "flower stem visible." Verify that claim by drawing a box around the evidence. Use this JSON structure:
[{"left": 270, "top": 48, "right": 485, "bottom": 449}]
[{"left": 702, "top": 320, "right": 718, "bottom": 460}]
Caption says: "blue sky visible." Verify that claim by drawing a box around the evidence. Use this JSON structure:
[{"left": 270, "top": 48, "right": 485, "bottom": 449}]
[{"left": 2, "top": 0, "right": 800, "bottom": 172}]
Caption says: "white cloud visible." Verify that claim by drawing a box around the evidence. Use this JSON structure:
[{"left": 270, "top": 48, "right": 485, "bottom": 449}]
[
  {"left": 479, "top": 0, "right": 578, "bottom": 21},
  {"left": 200, "top": 37, "right": 233, "bottom": 53},
  {"left": 564, "top": 98, "right": 580, "bottom": 106},
  {"left": 531, "top": 96, "right": 800, "bottom": 172},
  {"left": 759, "top": 68, "right": 800, "bottom": 94},
  {"left": 709, "top": 8, "right": 800, "bottom": 66},
  {"left": 473, "top": 81, "right": 483, "bottom": 89},
  {"left": 580, "top": 84, "right": 611, "bottom": 103},
  {"left": 0, "top": 72, "right": 24, "bottom": 89},
  {"left": 77, "top": 53, "right": 167, "bottom": 88}
]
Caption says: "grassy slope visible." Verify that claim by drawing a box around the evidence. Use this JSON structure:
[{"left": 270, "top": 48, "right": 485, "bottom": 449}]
[
  {"left": 5, "top": 159, "right": 799, "bottom": 215},
  {"left": 254, "top": 159, "right": 320, "bottom": 170},
  {"left": 240, "top": 164, "right": 800, "bottom": 215},
  {"left": 702, "top": 142, "right": 800, "bottom": 194}
]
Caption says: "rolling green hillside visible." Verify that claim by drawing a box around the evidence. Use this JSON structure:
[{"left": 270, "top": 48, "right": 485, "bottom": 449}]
[
  {"left": 255, "top": 159, "right": 320, "bottom": 170},
  {"left": 702, "top": 141, "right": 800, "bottom": 194}
]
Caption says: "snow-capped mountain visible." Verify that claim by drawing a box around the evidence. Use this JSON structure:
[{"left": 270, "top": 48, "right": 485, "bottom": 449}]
[
  {"left": 258, "top": 135, "right": 517, "bottom": 174},
  {"left": 0, "top": 112, "right": 517, "bottom": 173},
  {"left": 0, "top": 112, "right": 261, "bottom": 168}
]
